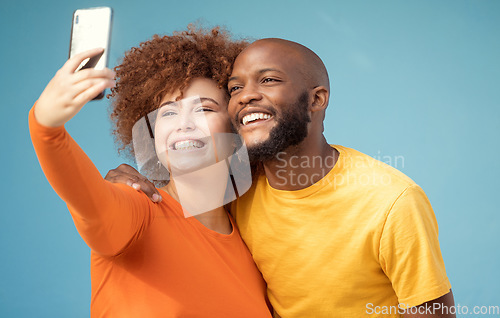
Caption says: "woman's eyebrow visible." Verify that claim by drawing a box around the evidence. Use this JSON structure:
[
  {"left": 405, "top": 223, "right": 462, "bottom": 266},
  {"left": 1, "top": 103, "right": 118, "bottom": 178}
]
[
  {"left": 159, "top": 97, "right": 220, "bottom": 108},
  {"left": 199, "top": 97, "right": 219, "bottom": 106},
  {"left": 158, "top": 101, "right": 177, "bottom": 108}
]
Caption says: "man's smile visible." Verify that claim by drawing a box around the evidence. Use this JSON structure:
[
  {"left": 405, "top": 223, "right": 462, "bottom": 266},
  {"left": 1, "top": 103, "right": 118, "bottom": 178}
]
[
  {"left": 236, "top": 106, "right": 276, "bottom": 129},
  {"left": 241, "top": 112, "right": 272, "bottom": 126}
]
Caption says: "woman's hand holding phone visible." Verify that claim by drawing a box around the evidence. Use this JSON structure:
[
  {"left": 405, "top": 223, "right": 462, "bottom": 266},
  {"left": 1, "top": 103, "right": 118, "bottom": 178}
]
[{"left": 34, "top": 48, "right": 115, "bottom": 128}]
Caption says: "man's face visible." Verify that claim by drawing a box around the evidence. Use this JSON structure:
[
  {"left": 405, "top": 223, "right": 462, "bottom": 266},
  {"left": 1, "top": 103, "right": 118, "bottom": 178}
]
[{"left": 227, "top": 42, "right": 311, "bottom": 162}]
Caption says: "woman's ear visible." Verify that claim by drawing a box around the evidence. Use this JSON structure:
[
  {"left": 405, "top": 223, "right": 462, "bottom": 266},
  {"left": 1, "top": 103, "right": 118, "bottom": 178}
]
[{"left": 310, "top": 86, "right": 329, "bottom": 113}]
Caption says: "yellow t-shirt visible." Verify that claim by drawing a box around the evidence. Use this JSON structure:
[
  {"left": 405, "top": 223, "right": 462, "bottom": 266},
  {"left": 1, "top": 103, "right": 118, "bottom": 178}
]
[{"left": 232, "top": 145, "right": 451, "bottom": 317}]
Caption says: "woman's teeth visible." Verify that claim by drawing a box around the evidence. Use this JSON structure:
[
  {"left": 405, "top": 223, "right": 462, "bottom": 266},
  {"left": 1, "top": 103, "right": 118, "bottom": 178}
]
[
  {"left": 242, "top": 113, "right": 271, "bottom": 126},
  {"left": 174, "top": 140, "right": 204, "bottom": 150}
]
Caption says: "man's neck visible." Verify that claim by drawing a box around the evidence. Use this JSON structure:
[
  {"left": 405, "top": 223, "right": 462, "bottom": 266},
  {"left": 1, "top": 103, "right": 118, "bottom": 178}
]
[{"left": 262, "top": 136, "right": 338, "bottom": 191}]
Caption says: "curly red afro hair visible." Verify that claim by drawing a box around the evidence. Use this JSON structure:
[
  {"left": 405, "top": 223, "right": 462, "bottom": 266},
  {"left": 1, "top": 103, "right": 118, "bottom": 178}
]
[{"left": 109, "top": 25, "right": 248, "bottom": 157}]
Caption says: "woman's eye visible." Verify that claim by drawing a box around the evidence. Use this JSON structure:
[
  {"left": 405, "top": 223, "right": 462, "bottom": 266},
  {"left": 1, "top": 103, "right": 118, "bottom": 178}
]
[
  {"left": 162, "top": 111, "right": 176, "bottom": 117},
  {"left": 196, "top": 107, "right": 214, "bottom": 113}
]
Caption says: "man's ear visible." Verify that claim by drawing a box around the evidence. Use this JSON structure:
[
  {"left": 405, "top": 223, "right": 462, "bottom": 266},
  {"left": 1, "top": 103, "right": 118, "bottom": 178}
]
[{"left": 310, "top": 86, "right": 329, "bottom": 112}]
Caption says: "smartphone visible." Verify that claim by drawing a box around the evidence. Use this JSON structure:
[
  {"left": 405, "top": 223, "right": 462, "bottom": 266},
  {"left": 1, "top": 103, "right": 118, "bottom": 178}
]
[{"left": 69, "top": 7, "right": 113, "bottom": 99}]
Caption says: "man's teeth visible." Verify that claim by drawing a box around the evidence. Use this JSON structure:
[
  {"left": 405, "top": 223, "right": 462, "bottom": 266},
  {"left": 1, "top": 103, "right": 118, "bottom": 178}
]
[
  {"left": 242, "top": 113, "right": 272, "bottom": 126},
  {"left": 174, "top": 140, "right": 204, "bottom": 150}
]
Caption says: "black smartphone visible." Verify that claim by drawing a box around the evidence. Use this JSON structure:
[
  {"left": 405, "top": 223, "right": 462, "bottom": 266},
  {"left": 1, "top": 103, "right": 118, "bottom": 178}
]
[{"left": 69, "top": 7, "right": 113, "bottom": 100}]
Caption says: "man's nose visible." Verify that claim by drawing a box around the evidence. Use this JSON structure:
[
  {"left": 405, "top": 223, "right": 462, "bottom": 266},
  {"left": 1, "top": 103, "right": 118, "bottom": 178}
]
[{"left": 238, "top": 84, "right": 263, "bottom": 105}]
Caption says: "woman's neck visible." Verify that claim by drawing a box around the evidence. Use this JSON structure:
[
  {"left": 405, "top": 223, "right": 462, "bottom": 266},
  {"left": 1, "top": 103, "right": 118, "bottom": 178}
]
[{"left": 161, "top": 162, "right": 232, "bottom": 235}]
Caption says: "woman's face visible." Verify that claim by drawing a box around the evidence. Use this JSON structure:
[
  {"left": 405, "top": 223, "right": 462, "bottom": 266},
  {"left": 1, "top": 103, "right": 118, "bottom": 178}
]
[{"left": 154, "top": 78, "right": 234, "bottom": 175}]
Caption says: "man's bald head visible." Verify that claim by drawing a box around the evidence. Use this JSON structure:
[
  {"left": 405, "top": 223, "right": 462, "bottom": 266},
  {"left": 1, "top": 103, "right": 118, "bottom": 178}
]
[
  {"left": 239, "top": 38, "right": 330, "bottom": 92},
  {"left": 227, "top": 37, "right": 332, "bottom": 162}
]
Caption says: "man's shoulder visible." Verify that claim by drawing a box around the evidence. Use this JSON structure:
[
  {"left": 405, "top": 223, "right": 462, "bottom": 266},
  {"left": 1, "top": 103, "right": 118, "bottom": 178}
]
[{"left": 334, "top": 145, "right": 417, "bottom": 194}]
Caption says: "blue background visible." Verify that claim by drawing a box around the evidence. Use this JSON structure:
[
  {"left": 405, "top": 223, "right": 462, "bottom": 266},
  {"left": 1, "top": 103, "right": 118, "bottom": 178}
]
[{"left": 1, "top": 0, "right": 499, "bottom": 317}]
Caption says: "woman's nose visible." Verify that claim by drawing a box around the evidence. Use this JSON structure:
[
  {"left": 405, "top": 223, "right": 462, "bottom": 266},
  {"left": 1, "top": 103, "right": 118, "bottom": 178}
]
[{"left": 176, "top": 113, "right": 195, "bottom": 132}]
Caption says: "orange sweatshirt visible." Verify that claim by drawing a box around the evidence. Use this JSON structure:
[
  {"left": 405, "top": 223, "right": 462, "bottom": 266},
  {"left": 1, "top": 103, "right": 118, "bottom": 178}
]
[{"left": 29, "top": 107, "right": 272, "bottom": 318}]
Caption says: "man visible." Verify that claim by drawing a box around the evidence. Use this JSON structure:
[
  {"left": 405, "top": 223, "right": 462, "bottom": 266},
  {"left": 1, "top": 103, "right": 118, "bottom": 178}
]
[{"left": 107, "top": 38, "right": 455, "bottom": 317}]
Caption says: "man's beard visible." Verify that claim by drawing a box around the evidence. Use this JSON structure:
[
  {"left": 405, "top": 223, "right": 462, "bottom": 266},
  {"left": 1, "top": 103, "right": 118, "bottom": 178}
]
[{"left": 245, "top": 91, "right": 311, "bottom": 163}]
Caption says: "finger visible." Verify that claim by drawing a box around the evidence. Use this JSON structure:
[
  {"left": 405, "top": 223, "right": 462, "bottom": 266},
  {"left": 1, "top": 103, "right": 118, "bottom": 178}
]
[
  {"left": 70, "top": 78, "right": 115, "bottom": 99},
  {"left": 105, "top": 168, "right": 145, "bottom": 187},
  {"left": 105, "top": 165, "right": 140, "bottom": 181},
  {"left": 63, "top": 48, "right": 105, "bottom": 73},
  {"left": 70, "top": 67, "right": 115, "bottom": 84},
  {"left": 105, "top": 168, "right": 161, "bottom": 203},
  {"left": 107, "top": 164, "right": 162, "bottom": 202},
  {"left": 131, "top": 178, "right": 161, "bottom": 203},
  {"left": 104, "top": 172, "right": 138, "bottom": 185},
  {"left": 73, "top": 79, "right": 115, "bottom": 105},
  {"left": 115, "top": 164, "right": 144, "bottom": 176}
]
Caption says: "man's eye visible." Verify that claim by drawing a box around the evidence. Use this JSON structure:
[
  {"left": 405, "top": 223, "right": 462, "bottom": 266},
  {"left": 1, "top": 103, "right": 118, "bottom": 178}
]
[
  {"left": 229, "top": 86, "right": 241, "bottom": 94},
  {"left": 262, "top": 78, "right": 277, "bottom": 83}
]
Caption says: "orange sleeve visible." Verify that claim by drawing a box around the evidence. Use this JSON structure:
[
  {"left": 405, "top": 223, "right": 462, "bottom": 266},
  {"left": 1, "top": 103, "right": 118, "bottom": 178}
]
[{"left": 28, "top": 105, "right": 154, "bottom": 256}]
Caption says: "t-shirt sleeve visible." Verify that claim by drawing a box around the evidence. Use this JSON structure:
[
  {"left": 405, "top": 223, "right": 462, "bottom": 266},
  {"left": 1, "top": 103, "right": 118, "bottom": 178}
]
[
  {"left": 29, "top": 105, "right": 154, "bottom": 256},
  {"left": 378, "top": 184, "right": 451, "bottom": 308}
]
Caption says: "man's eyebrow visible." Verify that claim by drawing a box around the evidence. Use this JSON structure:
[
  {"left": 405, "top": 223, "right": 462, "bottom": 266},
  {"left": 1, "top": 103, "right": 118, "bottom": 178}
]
[
  {"left": 228, "top": 68, "right": 285, "bottom": 83},
  {"left": 258, "top": 68, "right": 284, "bottom": 74}
]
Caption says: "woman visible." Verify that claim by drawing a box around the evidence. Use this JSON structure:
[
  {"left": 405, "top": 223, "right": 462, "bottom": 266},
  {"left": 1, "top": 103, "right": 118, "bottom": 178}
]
[{"left": 29, "top": 27, "right": 271, "bottom": 317}]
